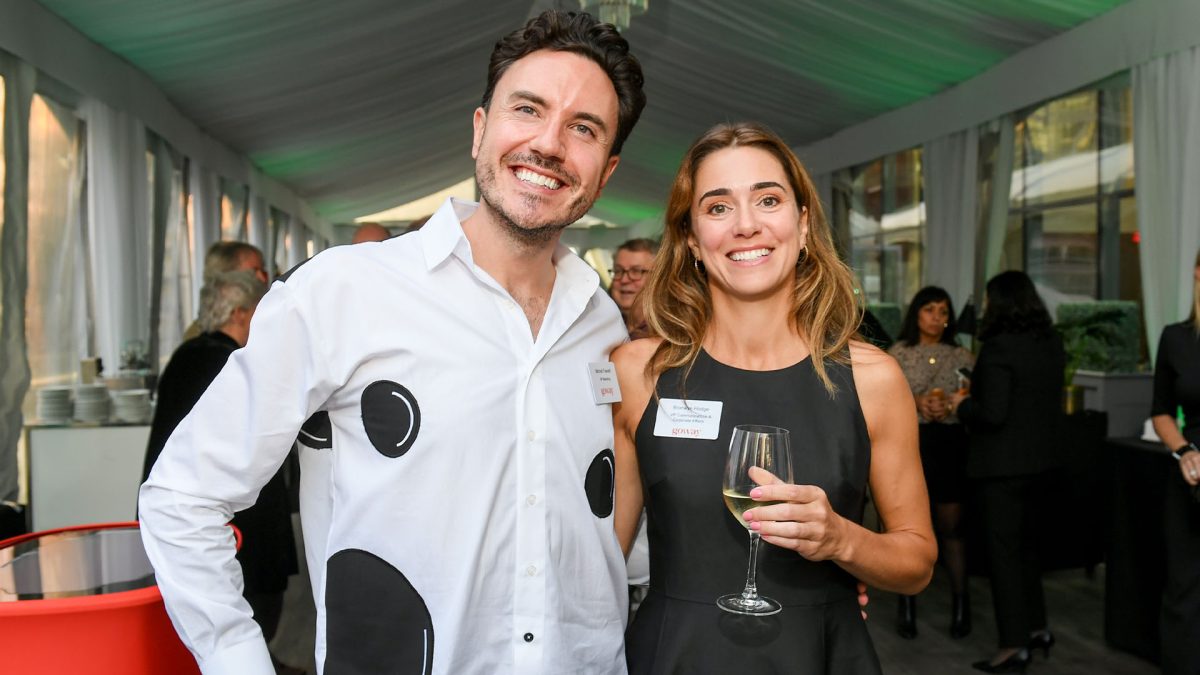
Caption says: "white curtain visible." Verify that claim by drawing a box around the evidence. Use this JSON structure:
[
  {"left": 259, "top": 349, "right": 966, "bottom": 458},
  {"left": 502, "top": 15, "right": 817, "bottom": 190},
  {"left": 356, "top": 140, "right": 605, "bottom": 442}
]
[
  {"left": 980, "top": 118, "right": 1016, "bottom": 294},
  {"left": 150, "top": 137, "right": 187, "bottom": 367},
  {"left": 0, "top": 56, "right": 35, "bottom": 502},
  {"left": 287, "top": 216, "right": 307, "bottom": 270},
  {"left": 220, "top": 177, "right": 248, "bottom": 242},
  {"left": 248, "top": 193, "right": 269, "bottom": 252},
  {"left": 1134, "top": 46, "right": 1200, "bottom": 361},
  {"left": 188, "top": 161, "right": 220, "bottom": 304},
  {"left": 921, "top": 127, "right": 979, "bottom": 309},
  {"left": 83, "top": 98, "right": 150, "bottom": 373}
]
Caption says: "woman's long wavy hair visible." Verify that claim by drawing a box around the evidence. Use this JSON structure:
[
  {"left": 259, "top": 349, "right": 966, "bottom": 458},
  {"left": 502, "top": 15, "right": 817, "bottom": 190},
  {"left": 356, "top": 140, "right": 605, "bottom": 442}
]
[{"left": 640, "top": 122, "right": 860, "bottom": 394}]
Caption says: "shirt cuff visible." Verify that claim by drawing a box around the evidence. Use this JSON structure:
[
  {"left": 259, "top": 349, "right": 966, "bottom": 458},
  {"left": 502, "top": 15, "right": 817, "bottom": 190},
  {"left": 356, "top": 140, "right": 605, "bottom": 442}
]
[{"left": 198, "top": 637, "right": 274, "bottom": 675}]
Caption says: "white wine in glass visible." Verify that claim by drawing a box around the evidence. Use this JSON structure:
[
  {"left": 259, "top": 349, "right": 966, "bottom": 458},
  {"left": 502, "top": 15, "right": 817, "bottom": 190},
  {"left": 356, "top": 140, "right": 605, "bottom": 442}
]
[{"left": 717, "top": 424, "right": 794, "bottom": 616}]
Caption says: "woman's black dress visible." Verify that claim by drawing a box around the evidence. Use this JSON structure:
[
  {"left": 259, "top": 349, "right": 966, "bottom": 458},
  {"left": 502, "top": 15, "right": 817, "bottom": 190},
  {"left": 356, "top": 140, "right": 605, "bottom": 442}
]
[{"left": 626, "top": 350, "right": 881, "bottom": 674}]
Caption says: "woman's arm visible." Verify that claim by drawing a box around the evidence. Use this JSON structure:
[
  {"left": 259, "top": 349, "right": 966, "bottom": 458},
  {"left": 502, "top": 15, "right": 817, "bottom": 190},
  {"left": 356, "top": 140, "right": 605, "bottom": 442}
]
[
  {"left": 611, "top": 339, "right": 658, "bottom": 557},
  {"left": 745, "top": 341, "right": 936, "bottom": 594}
]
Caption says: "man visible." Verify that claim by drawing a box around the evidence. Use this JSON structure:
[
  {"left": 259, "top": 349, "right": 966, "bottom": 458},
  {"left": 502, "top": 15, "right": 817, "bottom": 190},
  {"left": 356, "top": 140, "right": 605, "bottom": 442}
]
[
  {"left": 608, "top": 238, "right": 657, "bottom": 337},
  {"left": 139, "top": 10, "right": 645, "bottom": 675},
  {"left": 182, "top": 241, "right": 270, "bottom": 341},
  {"left": 350, "top": 221, "right": 390, "bottom": 244},
  {"left": 142, "top": 271, "right": 303, "bottom": 675}
]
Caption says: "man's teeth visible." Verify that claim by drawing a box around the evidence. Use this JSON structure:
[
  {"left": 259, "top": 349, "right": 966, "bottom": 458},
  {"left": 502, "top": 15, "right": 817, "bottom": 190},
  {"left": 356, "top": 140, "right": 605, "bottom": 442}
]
[
  {"left": 729, "top": 248, "right": 771, "bottom": 262},
  {"left": 515, "top": 168, "right": 561, "bottom": 189}
]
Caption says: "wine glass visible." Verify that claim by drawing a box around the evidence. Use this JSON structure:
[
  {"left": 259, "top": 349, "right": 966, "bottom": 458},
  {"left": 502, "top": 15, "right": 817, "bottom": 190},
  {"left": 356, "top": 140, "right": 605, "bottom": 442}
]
[{"left": 718, "top": 424, "right": 794, "bottom": 616}]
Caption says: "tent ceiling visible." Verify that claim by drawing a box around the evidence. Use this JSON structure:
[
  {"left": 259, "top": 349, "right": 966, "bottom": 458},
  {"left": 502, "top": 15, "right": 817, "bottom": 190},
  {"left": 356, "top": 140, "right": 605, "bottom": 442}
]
[{"left": 35, "top": 0, "right": 1126, "bottom": 225}]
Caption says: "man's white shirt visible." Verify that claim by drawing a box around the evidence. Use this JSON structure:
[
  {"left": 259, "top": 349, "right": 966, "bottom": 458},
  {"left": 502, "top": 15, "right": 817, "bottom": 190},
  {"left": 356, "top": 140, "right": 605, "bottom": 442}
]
[{"left": 140, "top": 198, "right": 630, "bottom": 675}]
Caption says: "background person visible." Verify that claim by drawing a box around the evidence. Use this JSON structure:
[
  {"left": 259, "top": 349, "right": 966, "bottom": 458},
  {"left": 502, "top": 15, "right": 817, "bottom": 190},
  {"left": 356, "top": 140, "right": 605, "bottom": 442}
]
[
  {"left": 613, "top": 122, "right": 935, "bottom": 674},
  {"left": 889, "top": 286, "right": 975, "bottom": 639},
  {"left": 1151, "top": 247, "right": 1200, "bottom": 675},
  {"left": 949, "top": 270, "right": 1065, "bottom": 673},
  {"left": 182, "top": 241, "right": 269, "bottom": 342},
  {"left": 609, "top": 237, "right": 657, "bottom": 336},
  {"left": 350, "top": 221, "right": 390, "bottom": 243},
  {"left": 139, "top": 10, "right": 645, "bottom": 674}
]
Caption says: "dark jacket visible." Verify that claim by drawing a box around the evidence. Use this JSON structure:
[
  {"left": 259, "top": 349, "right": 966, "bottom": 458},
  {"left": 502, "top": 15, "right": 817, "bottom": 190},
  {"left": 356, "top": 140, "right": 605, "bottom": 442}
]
[
  {"left": 956, "top": 330, "right": 1066, "bottom": 478},
  {"left": 143, "top": 331, "right": 297, "bottom": 593}
]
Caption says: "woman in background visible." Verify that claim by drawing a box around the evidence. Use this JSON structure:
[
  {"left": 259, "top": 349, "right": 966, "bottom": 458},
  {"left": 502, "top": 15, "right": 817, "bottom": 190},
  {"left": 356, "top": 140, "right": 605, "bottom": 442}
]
[
  {"left": 889, "top": 286, "right": 975, "bottom": 640},
  {"left": 1152, "top": 248, "right": 1200, "bottom": 675},
  {"left": 950, "top": 271, "right": 1064, "bottom": 673}
]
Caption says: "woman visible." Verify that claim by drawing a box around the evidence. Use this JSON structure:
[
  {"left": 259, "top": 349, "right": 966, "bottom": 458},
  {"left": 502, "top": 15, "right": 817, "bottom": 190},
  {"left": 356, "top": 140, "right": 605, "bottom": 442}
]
[
  {"left": 890, "top": 286, "right": 975, "bottom": 640},
  {"left": 949, "top": 271, "right": 1065, "bottom": 673},
  {"left": 612, "top": 122, "right": 936, "bottom": 674},
  {"left": 1152, "top": 248, "right": 1200, "bottom": 675}
]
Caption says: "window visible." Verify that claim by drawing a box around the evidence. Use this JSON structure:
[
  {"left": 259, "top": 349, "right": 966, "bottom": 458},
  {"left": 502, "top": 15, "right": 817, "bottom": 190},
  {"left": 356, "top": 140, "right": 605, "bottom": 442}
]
[
  {"left": 25, "top": 93, "right": 87, "bottom": 415},
  {"left": 841, "top": 148, "right": 925, "bottom": 308},
  {"left": 1007, "top": 80, "right": 1139, "bottom": 311}
]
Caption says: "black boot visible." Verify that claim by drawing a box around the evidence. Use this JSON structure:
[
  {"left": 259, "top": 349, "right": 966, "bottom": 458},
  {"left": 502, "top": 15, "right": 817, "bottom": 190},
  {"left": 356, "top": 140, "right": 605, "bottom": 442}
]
[
  {"left": 950, "top": 591, "right": 972, "bottom": 639},
  {"left": 896, "top": 595, "right": 917, "bottom": 639}
]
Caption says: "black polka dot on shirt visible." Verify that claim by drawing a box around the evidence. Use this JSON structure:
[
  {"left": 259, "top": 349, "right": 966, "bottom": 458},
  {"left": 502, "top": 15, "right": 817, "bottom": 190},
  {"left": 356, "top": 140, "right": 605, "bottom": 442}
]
[
  {"left": 297, "top": 411, "right": 332, "bottom": 449},
  {"left": 584, "top": 448, "right": 615, "bottom": 518},
  {"left": 324, "top": 548, "right": 434, "bottom": 674},
  {"left": 361, "top": 381, "right": 421, "bottom": 458}
]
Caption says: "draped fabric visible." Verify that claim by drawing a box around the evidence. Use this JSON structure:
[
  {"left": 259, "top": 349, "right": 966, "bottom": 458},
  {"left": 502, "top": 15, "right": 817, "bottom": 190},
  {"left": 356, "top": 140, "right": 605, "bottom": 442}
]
[
  {"left": 287, "top": 216, "right": 307, "bottom": 270},
  {"left": 248, "top": 194, "right": 269, "bottom": 253},
  {"left": 0, "top": 56, "right": 34, "bottom": 502},
  {"left": 150, "top": 135, "right": 187, "bottom": 367},
  {"left": 1134, "top": 46, "right": 1200, "bottom": 361},
  {"left": 980, "top": 118, "right": 1016, "bottom": 294},
  {"left": 188, "top": 161, "right": 220, "bottom": 306},
  {"left": 219, "top": 177, "right": 249, "bottom": 242},
  {"left": 83, "top": 98, "right": 150, "bottom": 373},
  {"left": 922, "top": 127, "right": 980, "bottom": 309}
]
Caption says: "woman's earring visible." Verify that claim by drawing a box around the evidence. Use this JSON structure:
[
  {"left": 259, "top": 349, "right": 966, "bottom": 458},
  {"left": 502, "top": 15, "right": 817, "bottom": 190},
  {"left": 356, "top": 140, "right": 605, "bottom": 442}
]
[
  {"left": 694, "top": 257, "right": 705, "bottom": 274},
  {"left": 796, "top": 247, "right": 808, "bottom": 266}
]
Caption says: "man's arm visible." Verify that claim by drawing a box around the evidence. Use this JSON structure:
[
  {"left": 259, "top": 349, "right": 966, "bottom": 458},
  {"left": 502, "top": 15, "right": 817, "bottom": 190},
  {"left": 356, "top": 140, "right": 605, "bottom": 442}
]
[{"left": 139, "top": 283, "right": 333, "bottom": 674}]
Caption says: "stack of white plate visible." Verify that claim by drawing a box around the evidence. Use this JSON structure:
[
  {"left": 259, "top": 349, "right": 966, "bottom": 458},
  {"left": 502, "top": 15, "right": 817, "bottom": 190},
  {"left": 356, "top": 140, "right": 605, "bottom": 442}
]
[
  {"left": 36, "top": 386, "right": 73, "bottom": 423},
  {"left": 112, "top": 389, "right": 152, "bottom": 424},
  {"left": 73, "top": 383, "right": 111, "bottom": 423}
]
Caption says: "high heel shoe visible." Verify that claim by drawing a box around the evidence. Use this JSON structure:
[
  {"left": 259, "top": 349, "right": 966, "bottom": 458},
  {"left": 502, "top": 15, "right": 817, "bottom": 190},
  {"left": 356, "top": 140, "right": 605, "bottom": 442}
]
[
  {"left": 950, "top": 592, "right": 972, "bottom": 639},
  {"left": 971, "top": 649, "right": 1031, "bottom": 673},
  {"left": 896, "top": 595, "right": 917, "bottom": 639},
  {"left": 1027, "top": 630, "right": 1055, "bottom": 659}
]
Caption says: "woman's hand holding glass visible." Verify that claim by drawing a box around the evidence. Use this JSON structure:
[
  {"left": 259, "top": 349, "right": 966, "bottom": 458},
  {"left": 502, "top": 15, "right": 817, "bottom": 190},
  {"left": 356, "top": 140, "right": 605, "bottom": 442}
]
[{"left": 741, "top": 467, "right": 851, "bottom": 562}]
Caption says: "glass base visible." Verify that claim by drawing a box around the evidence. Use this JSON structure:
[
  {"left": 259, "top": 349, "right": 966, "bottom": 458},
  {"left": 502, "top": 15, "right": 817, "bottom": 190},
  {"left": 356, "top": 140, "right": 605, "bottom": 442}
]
[{"left": 717, "top": 593, "right": 782, "bottom": 616}]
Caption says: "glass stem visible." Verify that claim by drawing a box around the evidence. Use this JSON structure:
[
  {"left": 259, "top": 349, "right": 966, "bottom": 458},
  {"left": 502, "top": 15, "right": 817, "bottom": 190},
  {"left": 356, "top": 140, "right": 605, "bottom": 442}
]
[{"left": 741, "top": 532, "right": 762, "bottom": 600}]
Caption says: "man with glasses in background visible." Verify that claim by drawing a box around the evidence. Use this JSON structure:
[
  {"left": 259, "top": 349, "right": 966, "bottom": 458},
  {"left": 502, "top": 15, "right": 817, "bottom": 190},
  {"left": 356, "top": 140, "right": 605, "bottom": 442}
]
[{"left": 609, "top": 238, "right": 657, "bottom": 337}]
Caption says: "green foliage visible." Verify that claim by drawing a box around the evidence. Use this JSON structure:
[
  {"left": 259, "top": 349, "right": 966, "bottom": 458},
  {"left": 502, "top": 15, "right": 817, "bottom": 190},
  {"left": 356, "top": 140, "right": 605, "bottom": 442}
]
[
  {"left": 1055, "top": 301, "right": 1141, "bottom": 383},
  {"left": 868, "top": 303, "right": 902, "bottom": 342}
]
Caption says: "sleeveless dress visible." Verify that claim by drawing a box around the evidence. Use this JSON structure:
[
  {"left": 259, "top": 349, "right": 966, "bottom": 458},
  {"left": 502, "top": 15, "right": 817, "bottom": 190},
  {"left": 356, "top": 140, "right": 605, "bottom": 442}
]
[{"left": 625, "top": 349, "right": 882, "bottom": 674}]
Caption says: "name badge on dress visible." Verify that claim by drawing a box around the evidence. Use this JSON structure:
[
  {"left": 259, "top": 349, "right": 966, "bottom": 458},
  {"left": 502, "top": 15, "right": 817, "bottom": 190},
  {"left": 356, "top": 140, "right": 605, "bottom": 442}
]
[
  {"left": 653, "top": 398, "right": 723, "bottom": 440},
  {"left": 588, "top": 362, "right": 622, "bottom": 404}
]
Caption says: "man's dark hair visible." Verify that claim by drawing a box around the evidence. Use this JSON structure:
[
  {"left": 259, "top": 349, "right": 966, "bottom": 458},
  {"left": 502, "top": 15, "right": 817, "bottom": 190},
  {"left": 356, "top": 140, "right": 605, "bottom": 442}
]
[
  {"left": 616, "top": 237, "right": 659, "bottom": 255},
  {"left": 481, "top": 10, "right": 646, "bottom": 156},
  {"left": 897, "top": 285, "right": 958, "bottom": 347}
]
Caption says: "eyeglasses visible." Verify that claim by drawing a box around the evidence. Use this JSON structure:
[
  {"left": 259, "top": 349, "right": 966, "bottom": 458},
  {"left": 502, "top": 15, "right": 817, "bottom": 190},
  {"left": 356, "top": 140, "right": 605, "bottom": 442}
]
[{"left": 609, "top": 266, "right": 650, "bottom": 281}]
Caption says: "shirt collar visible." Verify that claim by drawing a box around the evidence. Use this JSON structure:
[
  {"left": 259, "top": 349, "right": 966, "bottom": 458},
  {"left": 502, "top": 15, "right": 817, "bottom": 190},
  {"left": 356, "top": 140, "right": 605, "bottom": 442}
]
[{"left": 419, "top": 197, "right": 600, "bottom": 300}]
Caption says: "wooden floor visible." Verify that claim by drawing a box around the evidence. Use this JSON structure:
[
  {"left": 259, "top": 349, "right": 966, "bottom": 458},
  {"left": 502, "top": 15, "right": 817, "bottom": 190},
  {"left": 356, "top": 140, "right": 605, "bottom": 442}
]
[
  {"left": 868, "top": 567, "right": 1157, "bottom": 675},
  {"left": 269, "top": 516, "right": 1159, "bottom": 674}
]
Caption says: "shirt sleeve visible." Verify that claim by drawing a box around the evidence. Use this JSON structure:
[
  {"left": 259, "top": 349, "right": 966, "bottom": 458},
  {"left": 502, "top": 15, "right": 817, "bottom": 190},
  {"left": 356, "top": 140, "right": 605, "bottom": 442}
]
[
  {"left": 1151, "top": 327, "right": 1178, "bottom": 418},
  {"left": 138, "top": 282, "right": 334, "bottom": 674}
]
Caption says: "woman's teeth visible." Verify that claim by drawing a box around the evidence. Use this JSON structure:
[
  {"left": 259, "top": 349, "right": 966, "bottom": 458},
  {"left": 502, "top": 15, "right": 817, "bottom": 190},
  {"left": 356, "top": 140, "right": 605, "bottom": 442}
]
[{"left": 729, "top": 248, "right": 770, "bottom": 262}]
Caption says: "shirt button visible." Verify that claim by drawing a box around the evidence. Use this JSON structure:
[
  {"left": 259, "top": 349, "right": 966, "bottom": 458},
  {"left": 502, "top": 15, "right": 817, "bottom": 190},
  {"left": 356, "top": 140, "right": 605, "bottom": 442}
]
[
  {"left": 526, "top": 494, "right": 537, "bottom": 506},
  {"left": 523, "top": 632, "right": 534, "bottom": 643},
  {"left": 526, "top": 565, "right": 537, "bottom": 576},
  {"left": 526, "top": 430, "right": 536, "bottom": 441}
]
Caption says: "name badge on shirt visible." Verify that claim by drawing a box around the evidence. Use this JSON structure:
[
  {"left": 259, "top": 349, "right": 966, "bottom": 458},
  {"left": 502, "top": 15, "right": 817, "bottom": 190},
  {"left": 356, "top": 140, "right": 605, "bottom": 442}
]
[
  {"left": 588, "top": 362, "right": 622, "bottom": 405},
  {"left": 653, "top": 398, "right": 723, "bottom": 440}
]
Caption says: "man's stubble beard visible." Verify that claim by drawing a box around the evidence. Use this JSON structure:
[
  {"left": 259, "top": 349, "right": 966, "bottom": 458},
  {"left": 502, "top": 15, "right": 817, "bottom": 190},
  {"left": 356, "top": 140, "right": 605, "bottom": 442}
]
[{"left": 475, "top": 163, "right": 596, "bottom": 248}]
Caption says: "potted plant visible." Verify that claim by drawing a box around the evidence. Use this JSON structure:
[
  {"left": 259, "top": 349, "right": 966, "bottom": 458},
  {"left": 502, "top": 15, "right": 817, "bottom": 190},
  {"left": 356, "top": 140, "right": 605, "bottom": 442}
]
[{"left": 1055, "top": 301, "right": 1148, "bottom": 434}]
